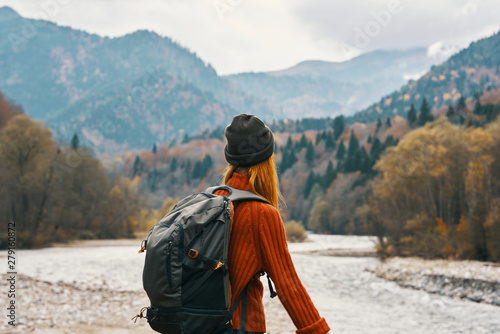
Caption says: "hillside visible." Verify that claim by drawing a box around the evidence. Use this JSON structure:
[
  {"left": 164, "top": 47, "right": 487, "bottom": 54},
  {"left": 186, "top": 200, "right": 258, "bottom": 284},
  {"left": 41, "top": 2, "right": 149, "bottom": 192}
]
[
  {"left": 0, "top": 6, "right": 443, "bottom": 153},
  {"left": 350, "top": 31, "right": 500, "bottom": 123},
  {"left": 0, "top": 7, "right": 270, "bottom": 152},
  {"left": 226, "top": 48, "right": 437, "bottom": 118}
]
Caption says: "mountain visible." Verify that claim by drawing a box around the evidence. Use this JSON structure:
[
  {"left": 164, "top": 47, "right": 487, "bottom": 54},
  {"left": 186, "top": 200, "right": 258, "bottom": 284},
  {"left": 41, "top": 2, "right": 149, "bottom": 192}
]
[
  {"left": 349, "top": 31, "right": 500, "bottom": 123},
  {"left": 225, "top": 48, "right": 437, "bottom": 118},
  {"left": 0, "top": 7, "right": 271, "bottom": 152},
  {"left": 0, "top": 6, "right": 447, "bottom": 154}
]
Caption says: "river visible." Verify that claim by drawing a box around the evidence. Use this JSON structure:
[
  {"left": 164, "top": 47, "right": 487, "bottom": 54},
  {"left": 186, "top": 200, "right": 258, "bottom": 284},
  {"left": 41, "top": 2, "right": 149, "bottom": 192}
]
[{"left": 2, "top": 235, "right": 499, "bottom": 333}]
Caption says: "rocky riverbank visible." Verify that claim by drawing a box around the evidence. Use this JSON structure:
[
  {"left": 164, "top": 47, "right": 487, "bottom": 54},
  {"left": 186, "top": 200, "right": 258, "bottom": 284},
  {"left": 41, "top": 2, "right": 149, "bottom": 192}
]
[
  {"left": 373, "top": 257, "right": 500, "bottom": 306},
  {"left": 0, "top": 273, "right": 152, "bottom": 334}
]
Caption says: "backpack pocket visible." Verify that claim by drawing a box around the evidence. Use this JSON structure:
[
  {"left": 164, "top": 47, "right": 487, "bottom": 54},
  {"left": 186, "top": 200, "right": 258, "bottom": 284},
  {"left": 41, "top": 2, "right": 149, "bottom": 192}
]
[
  {"left": 147, "top": 306, "right": 229, "bottom": 334},
  {"left": 181, "top": 263, "right": 226, "bottom": 309}
]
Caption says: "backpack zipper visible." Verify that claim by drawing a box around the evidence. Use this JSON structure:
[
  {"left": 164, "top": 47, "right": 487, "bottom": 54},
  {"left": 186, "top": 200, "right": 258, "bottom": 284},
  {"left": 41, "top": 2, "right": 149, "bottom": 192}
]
[{"left": 165, "top": 238, "right": 173, "bottom": 291}]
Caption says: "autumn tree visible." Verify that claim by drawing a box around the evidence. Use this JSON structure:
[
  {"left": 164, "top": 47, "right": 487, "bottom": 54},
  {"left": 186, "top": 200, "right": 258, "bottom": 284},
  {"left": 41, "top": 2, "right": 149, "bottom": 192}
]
[
  {"left": 0, "top": 92, "right": 24, "bottom": 128},
  {"left": 0, "top": 115, "right": 55, "bottom": 246},
  {"left": 370, "top": 116, "right": 500, "bottom": 260}
]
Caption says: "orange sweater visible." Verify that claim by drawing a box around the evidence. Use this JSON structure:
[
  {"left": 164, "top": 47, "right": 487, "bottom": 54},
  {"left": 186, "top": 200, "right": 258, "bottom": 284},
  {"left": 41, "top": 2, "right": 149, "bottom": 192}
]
[{"left": 215, "top": 173, "right": 330, "bottom": 334}]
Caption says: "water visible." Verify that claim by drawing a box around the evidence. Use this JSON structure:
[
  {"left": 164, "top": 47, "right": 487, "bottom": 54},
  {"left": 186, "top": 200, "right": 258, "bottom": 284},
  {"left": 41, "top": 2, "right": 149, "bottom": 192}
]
[{"left": 8, "top": 235, "right": 500, "bottom": 333}]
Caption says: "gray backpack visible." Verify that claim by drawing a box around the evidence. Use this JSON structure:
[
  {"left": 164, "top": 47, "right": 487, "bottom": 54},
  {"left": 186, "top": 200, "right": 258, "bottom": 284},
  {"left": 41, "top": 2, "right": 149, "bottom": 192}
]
[{"left": 134, "top": 185, "right": 273, "bottom": 334}]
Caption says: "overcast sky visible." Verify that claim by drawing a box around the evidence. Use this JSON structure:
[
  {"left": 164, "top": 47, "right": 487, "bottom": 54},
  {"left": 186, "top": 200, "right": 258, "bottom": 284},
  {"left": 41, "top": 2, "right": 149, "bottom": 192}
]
[{"left": 1, "top": 0, "right": 499, "bottom": 75}]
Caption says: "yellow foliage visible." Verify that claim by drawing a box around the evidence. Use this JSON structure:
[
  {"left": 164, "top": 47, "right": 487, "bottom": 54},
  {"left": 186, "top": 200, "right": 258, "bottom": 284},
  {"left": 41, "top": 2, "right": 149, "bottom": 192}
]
[
  {"left": 464, "top": 127, "right": 494, "bottom": 153},
  {"left": 436, "top": 217, "right": 447, "bottom": 234},
  {"left": 465, "top": 155, "right": 494, "bottom": 193},
  {"left": 283, "top": 221, "right": 307, "bottom": 243},
  {"left": 160, "top": 197, "right": 179, "bottom": 217}
]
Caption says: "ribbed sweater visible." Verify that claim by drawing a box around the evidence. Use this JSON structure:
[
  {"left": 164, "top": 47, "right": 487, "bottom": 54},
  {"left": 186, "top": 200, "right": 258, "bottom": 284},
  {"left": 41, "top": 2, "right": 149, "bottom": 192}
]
[{"left": 215, "top": 173, "right": 330, "bottom": 334}]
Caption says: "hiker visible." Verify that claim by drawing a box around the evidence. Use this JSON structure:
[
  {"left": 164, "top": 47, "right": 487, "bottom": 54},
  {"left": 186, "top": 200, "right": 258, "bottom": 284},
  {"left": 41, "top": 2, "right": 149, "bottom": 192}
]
[{"left": 215, "top": 114, "right": 330, "bottom": 334}]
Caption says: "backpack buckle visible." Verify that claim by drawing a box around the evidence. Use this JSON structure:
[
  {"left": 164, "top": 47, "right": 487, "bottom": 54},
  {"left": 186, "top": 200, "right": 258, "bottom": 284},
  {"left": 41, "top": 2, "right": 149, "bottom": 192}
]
[
  {"left": 211, "top": 261, "right": 225, "bottom": 270},
  {"left": 188, "top": 249, "right": 198, "bottom": 258}
]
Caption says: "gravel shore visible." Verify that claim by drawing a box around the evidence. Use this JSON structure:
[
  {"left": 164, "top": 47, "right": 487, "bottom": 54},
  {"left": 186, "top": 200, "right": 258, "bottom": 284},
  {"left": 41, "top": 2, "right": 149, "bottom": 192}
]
[
  {"left": 3, "top": 236, "right": 500, "bottom": 333},
  {"left": 373, "top": 257, "right": 500, "bottom": 306}
]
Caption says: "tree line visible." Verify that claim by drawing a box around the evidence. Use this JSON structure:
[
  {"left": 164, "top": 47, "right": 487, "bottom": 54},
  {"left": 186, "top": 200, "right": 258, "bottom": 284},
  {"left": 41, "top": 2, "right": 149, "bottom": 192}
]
[{"left": 0, "top": 93, "right": 141, "bottom": 248}]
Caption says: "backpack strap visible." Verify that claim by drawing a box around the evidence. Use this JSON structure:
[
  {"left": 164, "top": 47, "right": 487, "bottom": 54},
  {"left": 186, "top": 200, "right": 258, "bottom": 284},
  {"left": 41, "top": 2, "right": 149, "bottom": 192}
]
[{"left": 205, "top": 185, "right": 270, "bottom": 205}]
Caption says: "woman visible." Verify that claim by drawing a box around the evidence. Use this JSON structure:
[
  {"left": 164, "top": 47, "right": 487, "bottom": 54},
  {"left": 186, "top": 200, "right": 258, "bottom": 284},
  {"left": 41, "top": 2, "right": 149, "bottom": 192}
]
[{"left": 215, "top": 114, "right": 330, "bottom": 334}]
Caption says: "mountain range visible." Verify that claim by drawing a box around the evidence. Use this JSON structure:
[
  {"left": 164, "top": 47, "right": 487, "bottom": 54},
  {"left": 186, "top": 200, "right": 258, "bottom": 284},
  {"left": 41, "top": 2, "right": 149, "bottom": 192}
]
[
  {"left": 350, "top": 31, "right": 500, "bottom": 123},
  {"left": 0, "top": 6, "right": 493, "bottom": 153}
]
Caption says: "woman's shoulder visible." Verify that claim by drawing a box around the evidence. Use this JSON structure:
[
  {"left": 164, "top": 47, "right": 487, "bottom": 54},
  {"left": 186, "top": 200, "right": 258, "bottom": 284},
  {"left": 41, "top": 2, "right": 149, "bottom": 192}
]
[{"left": 236, "top": 199, "right": 281, "bottom": 223}]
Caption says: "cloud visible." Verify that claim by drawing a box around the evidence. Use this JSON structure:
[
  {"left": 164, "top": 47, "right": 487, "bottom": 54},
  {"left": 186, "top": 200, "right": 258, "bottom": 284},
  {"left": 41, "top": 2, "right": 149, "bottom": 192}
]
[
  {"left": 1, "top": 0, "right": 499, "bottom": 74},
  {"left": 292, "top": 0, "right": 500, "bottom": 60},
  {"left": 427, "top": 41, "right": 461, "bottom": 62}
]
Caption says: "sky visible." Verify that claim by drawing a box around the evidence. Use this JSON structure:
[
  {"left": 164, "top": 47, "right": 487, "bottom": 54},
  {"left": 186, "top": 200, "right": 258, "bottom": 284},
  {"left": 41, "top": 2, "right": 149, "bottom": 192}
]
[{"left": 1, "top": 0, "right": 499, "bottom": 75}]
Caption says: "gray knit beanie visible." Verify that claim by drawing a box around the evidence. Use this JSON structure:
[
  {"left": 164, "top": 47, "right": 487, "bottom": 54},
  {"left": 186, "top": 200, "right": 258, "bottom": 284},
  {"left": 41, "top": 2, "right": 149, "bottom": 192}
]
[{"left": 224, "top": 114, "right": 274, "bottom": 167}]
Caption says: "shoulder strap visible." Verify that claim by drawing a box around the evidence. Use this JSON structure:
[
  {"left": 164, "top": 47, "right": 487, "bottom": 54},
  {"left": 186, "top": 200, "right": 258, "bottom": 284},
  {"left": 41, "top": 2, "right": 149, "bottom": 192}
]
[{"left": 205, "top": 185, "right": 270, "bottom": 205}]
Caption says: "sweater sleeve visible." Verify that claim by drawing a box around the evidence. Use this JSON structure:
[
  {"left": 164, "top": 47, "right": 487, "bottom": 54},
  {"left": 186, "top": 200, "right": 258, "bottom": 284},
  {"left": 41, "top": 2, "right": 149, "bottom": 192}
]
[{"left": 257, "top": 204, "right": 330, "bottom": 334}]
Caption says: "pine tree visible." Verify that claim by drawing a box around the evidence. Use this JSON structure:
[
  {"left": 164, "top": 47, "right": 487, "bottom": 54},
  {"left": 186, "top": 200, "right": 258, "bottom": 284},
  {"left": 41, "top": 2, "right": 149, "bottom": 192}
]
[
  {"left": 336, "top": 160, "right": 342, "bottom": 172},
  {"left": 446, "top": 105, "right": 455, "bottom": 117},
  {"left": 457, "top": 96, "right": 466, "bottom": 111},
  {"left": 202, "top": 154, "right": 213, "bottom": 175},
  {"left": 285, "top": 136, "right": 293, "bottom": 149},
  {"left": 336, "top": 141, "right": 346, "bottom": 160},
  {"left": 407, "top": 104, "right": 417, "bottom": 127},
  {"left": 473, "top": 99, "right": 482, "bottom": 115},
  {"left": 367, "top": 134, "right": 373, "bottom": 144},
  {"left": 359, "top": 147, "right": 370, "bottom": 174},
  {"left": 352, "top": 149, "right": 362, "bottom": 172},
  {"left": 347, "top": 130, "right": 359, "bottom": 157},
  {"left": 370, "top": 137, "right": 383, "bottom": 163},
  {"left": 304, "top": 172, "right": 316, "bottom": 198},
  {"left": 133, "top": 155, "right": 141, "bottom": 177},
  {"left": 299, "top": 134, "right": 308, "bottom": 149},
  {"left": 71, "top": 133, "right": 79, "bottom": 150},
  {"left": 148, "top": 168, "right": 158, "bottom": 192},
  {"left": 170, "top": 157, "right": 178, "bottom": 172},
  {"left": 152, "top": 143, "right": 157, "bottom": 154},
  {"left": 280, "top": 148, "right": 298, "bottom": 173},
  {"left": 333, "top": 115, "right": 345, "bottom": 140},
  {"left": 306, "top": 142, "right": 315, "bottom": 165},
  {"left": 280, "top": 150, "right": 290, "bottom": 172},
  {"left": 375, "top": 118, "right": 382, "bottom": 133},
  {"left": 192, "top": 161, "right": 202, "bottom": 179},
  {"left": 325, "top": 132, "right": 336, "bottom": 151},
  {"left": 384, "top": 135, "right": 396, "bottom": 147},
  {"left": 417, "top": 98, "right": 433, "bottom": 126},
  {"left": 386, "top": 117, "right": 391, "bottom": 127},
  {"left": 322, "top": 160, "right": 336, "bottom": 189}
]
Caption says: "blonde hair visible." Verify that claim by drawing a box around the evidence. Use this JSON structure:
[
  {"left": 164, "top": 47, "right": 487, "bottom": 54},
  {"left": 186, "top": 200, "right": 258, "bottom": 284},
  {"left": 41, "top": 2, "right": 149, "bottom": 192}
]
[{"left": 223, "top": 155, "right": 284, "bottom": 209}]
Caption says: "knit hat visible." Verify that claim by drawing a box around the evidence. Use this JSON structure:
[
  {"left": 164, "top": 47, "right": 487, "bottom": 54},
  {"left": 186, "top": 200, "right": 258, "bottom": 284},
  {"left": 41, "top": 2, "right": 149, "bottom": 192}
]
[{"left": 224, "top": 114, "right": 275, "bottom": 167}]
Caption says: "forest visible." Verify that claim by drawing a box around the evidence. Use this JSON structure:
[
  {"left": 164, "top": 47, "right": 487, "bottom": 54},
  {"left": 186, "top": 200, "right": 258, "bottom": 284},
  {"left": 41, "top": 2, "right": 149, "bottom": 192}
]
[
  {"left": 1, "top": 89, "right": 500, "bottom": 262},
  {"left": 0, "top": 93, "right": 141, "bottom": 248}
]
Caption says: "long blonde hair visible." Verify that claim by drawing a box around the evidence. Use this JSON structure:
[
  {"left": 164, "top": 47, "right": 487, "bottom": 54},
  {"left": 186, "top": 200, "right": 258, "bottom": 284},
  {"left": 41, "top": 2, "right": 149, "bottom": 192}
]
[{"left": 223, "top": 155, "right": 284, "bottom": 209}]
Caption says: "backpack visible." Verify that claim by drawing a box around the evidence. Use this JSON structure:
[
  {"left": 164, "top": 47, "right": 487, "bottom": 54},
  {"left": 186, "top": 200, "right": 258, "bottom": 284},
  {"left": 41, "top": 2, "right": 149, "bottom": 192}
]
[{"left": 134, "top": 185, "right": 274, "bottom": 334}]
